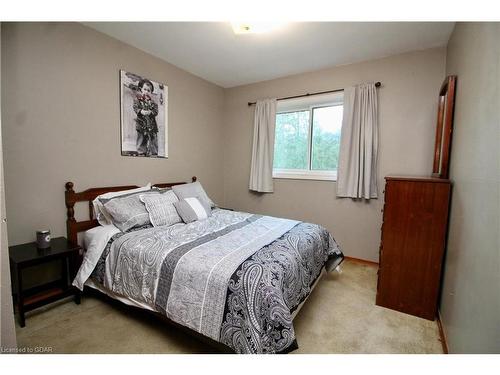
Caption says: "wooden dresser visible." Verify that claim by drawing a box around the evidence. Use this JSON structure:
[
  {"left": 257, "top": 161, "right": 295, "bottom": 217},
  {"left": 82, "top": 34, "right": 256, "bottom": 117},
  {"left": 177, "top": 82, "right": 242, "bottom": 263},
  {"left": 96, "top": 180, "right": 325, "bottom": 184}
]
[{"left": 376, "top": 176, "right": 451, "bottom": 320}]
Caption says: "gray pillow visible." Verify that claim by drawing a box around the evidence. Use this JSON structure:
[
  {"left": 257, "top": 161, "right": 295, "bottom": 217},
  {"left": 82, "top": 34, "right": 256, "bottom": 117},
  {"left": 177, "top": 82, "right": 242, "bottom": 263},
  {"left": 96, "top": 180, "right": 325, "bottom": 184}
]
[
  {"left": 172, "top": 181, "right": 215, "bottom": 208},
  {"left": 101, "top": 190, "right": 158, "bottom": 232},
  {"left": 93, "top": 183, "right": 151, "bottom": 225},
  {"left": 140, "top": 190, "right": 182, "bottom": 227},
  {"left": 173, "top": 197, "right": 212, "bottom": 223}
]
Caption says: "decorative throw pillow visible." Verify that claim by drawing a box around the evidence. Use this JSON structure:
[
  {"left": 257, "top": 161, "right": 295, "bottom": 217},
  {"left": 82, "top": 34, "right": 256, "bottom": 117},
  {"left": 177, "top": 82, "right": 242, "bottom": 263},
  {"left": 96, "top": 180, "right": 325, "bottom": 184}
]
[
  {"left": 140, "top": 190, "right": 182, "bottom": 227},
  {"left": 173, "top": 197, "right": 212, "bottom": 223},
  {"left": 172, "top": 181, "right": 215, "bottom": 208},
  {"left": 101, "top": 189, "right": 159, "bottom": 232},
  {"left": 92, "top": 183, "right": 151, "bottom": 225}
]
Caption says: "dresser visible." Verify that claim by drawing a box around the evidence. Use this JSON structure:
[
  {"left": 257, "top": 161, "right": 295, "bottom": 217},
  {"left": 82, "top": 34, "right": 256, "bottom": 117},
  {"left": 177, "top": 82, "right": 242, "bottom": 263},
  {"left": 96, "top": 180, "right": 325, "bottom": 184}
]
[{"left": 376, "top": 176, "right": 451, "bottom": 320}]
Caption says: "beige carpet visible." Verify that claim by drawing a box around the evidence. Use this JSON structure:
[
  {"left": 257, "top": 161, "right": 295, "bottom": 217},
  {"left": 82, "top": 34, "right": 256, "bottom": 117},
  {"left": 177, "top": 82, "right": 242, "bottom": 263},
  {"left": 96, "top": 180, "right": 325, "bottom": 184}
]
[{"left": 15, "top": 259, "right": 443, "bottom": 354}]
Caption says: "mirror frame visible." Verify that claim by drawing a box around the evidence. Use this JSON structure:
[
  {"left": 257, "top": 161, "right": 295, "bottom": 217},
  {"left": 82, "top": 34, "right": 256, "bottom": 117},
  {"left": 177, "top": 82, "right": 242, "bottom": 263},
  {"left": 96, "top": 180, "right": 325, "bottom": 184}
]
[{"left": 432, "top": 75, "right": 457, "bottom": 179}]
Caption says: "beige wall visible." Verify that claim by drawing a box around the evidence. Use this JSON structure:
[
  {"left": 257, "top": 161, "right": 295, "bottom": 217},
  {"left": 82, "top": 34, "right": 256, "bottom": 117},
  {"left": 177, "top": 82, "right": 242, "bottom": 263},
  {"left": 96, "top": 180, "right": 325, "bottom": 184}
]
[
  {"left": 0, "top": 22, "right": 18, "bottom": 351},
  {"left": 1, "top": 23, "right": 225, "bottom": 246},
  {"left": 223, "top": 48, "right": 446, "bottom": 261},
  {"left": 439, "top": 23, "right": 500, "bottom": 353},
  {"left": 2, "top": 22, "right": 498, "bottom": 353}
]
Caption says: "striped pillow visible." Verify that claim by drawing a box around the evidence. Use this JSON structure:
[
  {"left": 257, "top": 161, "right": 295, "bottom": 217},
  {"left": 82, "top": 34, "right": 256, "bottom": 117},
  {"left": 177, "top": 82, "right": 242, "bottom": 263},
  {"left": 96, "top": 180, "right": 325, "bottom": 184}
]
[
  {"left": 173, "top": 197, "right": 212, "bottom": 223},
  {"left": 140, "top": 190, "right": 182, "bottom": 227}
]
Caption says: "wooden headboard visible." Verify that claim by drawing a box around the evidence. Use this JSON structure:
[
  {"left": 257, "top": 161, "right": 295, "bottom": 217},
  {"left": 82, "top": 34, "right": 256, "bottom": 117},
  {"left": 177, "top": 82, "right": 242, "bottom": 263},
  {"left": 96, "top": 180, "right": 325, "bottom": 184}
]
[{"left": 64, "top": 176, "right": 197, "bottom": 245}]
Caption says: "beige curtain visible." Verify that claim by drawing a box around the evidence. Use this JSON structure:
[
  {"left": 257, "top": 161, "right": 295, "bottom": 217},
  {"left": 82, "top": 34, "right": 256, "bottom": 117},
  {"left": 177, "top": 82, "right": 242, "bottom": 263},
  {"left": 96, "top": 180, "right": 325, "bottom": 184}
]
[
  {"left": 249, "top": 99, "right": 277, "bottom": 193},
  {"left": 337, "top": 83, "right": 379, "bottom": 199}
]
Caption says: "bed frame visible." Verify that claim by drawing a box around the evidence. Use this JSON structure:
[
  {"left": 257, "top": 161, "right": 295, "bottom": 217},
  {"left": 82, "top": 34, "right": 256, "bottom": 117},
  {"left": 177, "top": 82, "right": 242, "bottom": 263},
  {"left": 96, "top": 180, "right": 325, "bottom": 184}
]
[
  {"left": 63, "top": 176, "right": 304, "bottom": 353},
  {"left": 64, "top": 176, "right": 197, "bottom": 246},
  {"left": 63, "top": 176, "right": 238, "bottom": 352}
]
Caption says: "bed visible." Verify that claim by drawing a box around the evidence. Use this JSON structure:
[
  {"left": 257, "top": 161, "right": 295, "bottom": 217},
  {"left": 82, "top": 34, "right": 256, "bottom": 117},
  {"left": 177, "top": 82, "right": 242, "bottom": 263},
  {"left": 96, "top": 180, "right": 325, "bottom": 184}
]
[{"left": 66, "top": 177, "right": 344, "bottom": 354}]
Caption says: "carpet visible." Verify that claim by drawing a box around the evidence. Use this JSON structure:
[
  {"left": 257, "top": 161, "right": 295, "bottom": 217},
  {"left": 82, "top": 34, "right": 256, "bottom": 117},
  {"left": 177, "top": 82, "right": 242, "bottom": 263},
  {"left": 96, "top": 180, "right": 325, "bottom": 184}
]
[{"left": 15, "top": 259, "right": 443, "bottom": 354}]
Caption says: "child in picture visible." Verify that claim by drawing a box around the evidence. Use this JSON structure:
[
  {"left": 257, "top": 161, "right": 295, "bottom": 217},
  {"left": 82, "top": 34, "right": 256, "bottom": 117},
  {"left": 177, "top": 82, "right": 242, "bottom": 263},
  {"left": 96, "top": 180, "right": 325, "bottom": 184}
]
[{"left": 133, "top": 79, "right": 159, "bottom": 156}]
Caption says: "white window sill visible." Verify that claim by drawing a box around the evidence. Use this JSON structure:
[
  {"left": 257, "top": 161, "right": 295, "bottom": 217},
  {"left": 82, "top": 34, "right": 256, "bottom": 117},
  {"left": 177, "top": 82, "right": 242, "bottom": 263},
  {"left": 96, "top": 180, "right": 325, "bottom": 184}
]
[{"left": 272, "top": 170, "right": 337, "bottom": 181}]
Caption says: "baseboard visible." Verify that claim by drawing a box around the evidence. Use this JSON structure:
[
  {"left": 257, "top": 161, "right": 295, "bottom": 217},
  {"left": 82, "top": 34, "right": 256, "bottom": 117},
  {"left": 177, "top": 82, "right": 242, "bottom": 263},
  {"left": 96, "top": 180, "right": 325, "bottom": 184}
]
[
  {"left": 436, "top": 310, "right": 449, "bottom": 354},
  {"left": 343, "top": 256, "right": 379, "bottom": 267}
]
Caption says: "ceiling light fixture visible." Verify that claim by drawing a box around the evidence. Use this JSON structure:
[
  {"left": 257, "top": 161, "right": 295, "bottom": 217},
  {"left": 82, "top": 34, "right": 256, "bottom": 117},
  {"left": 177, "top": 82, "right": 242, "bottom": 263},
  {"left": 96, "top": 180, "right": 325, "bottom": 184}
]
[{"left": 231, "top": 22, "right": 286, "bottom": 35}]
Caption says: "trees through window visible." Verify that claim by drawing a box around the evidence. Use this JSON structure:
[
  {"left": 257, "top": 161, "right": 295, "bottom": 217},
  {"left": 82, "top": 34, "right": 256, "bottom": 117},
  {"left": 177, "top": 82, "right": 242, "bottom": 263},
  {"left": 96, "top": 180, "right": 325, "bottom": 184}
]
[{"left": 273, "top": 96, "right": 343, "bottom": 180}]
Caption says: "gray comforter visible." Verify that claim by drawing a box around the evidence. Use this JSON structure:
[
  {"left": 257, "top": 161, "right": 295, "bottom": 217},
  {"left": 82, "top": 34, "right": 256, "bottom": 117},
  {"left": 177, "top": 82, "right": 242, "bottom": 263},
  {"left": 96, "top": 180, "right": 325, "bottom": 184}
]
[{"left": 91, "top": 209, "right": 343, "bottom": 353}]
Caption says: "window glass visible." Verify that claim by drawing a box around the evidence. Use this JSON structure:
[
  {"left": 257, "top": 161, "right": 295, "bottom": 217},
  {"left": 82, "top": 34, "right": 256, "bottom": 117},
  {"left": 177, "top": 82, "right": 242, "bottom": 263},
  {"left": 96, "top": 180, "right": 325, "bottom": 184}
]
[
  {"left": 311, "top": 105, "right": 343, "bottom": 171},
  {"left": 273, "top": 110, "right": 310, "bottom": 170},
  {"left": 272, "top": 92, "right": 343, "bottom": 180}
]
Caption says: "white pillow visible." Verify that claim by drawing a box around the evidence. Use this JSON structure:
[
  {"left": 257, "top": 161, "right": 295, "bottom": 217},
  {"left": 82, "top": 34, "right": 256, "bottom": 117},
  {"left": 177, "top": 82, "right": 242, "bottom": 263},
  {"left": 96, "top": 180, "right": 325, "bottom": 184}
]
[{"left": 92, "top": 183, "right": 151, "bottom": 225}]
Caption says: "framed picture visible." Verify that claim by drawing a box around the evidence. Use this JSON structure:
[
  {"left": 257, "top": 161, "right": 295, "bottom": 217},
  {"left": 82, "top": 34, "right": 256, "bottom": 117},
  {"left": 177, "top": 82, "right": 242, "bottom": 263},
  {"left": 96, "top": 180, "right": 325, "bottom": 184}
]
[{"left": 120, "top": 70, "right": 168, "bottom": 158}]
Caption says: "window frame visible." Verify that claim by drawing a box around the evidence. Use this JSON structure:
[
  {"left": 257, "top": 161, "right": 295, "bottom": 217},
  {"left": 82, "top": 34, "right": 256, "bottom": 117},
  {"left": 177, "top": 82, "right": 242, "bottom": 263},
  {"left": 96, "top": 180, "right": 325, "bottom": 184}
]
[{"left": 272, "top": 93, "right": 343, "bottom": 181}]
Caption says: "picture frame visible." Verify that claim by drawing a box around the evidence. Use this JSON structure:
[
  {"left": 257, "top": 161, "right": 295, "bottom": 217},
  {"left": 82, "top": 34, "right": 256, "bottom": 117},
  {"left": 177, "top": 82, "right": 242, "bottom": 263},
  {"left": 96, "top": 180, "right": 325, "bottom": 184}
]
[{"left": 120, "top": 70, "right": 168, "bottom": 158}]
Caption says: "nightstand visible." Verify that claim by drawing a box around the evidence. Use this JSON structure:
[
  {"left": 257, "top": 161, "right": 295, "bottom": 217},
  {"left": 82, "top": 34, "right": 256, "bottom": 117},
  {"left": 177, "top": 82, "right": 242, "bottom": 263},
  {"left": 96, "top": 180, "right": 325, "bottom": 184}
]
[{"left": 9, "top": 237, "right": 82, "bottom": 327}]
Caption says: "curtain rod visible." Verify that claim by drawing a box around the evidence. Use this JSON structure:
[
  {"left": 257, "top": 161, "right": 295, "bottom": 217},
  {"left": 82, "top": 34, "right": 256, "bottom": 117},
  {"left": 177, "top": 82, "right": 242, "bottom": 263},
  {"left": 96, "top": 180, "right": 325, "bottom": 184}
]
[{"left": 247, "top": 81, "right": 382, "bottom": 106}]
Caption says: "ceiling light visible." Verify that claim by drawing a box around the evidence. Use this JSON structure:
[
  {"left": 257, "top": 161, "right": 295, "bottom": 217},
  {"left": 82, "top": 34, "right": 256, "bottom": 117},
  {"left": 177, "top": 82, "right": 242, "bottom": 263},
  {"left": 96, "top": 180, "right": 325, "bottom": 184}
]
[{"left": 231, "top": 22, "right": 285, "bottom": 35}]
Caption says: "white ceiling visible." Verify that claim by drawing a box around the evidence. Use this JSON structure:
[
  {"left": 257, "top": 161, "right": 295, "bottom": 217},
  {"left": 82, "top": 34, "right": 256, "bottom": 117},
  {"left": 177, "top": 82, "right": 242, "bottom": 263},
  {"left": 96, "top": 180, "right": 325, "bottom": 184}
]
[{"left": 84, "top": 22, "right": 455, "bottom": 88}]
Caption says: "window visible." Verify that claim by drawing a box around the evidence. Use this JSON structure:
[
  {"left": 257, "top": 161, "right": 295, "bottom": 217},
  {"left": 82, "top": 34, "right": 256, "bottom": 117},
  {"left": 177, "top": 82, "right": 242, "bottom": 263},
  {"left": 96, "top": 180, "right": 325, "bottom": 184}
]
[{"left": 273, "top": 92, "right": 343, "bottom": 180}]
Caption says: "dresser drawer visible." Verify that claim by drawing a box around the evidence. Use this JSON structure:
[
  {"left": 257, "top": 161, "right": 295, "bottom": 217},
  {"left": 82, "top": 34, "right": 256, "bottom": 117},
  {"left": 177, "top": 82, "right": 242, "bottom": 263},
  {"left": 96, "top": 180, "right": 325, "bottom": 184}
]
[{"left": 376, "top": 177, "right": 451, "bottom": 320}]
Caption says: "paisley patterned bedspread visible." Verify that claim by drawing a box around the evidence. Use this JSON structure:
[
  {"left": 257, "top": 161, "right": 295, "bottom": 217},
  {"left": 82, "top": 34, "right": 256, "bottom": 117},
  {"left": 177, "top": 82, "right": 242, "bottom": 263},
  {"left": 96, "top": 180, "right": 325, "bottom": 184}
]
[{"left": 90, "top": 209, "right": 343, "bottom": 353}]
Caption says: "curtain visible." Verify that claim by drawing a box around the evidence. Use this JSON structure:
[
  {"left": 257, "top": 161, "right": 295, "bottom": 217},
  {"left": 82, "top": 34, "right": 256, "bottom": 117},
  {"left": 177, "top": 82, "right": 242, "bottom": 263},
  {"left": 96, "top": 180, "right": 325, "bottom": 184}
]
[
  {"left": 249, "top": 98, "right": 277, "bottom": 193},
  {"left": 337, "top": 83, "right": 379, "bottom": 199}
]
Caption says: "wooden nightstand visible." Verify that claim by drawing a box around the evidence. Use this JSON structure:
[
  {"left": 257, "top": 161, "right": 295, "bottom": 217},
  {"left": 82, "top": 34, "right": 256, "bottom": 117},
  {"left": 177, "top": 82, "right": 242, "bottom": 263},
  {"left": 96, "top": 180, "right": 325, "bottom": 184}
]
[{"left": 9, "top": 237, "right": 82, "bottom": 327}]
